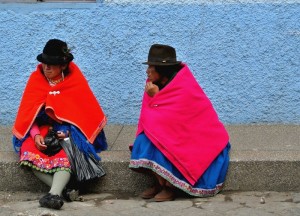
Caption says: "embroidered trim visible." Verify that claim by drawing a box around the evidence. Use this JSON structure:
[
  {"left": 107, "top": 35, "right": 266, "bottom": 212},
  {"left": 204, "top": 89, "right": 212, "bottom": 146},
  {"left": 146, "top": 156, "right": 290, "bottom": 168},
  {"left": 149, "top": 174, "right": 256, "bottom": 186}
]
[
  {"left": 20, "top": 161, "right": 71, "bottom": 173},
  {"left": 20, "top": 151, "right": 71, "bottom": 173},
  {"left": 12, "top": 103, "right": 45, "bottom": 140},
  {"left": 129, "top": 159, "right": 224, "bottom": 197}
]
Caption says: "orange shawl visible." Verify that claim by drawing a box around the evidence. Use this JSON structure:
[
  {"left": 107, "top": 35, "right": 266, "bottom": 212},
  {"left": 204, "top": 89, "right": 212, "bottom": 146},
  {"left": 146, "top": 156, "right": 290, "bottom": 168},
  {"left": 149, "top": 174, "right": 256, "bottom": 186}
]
[{"left": 13, "top": 62, "right": 107, "bottom": 143}]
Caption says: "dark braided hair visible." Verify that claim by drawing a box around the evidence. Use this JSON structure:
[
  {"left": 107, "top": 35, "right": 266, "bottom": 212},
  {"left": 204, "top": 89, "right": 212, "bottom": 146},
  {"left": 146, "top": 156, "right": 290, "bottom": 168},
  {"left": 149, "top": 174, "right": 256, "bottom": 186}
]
[
  {"left": 62, "top": 65, "right": 70, "bottom": 77},
  {"left": 154, "top": 64, "right": 183, "bottom": 89}
]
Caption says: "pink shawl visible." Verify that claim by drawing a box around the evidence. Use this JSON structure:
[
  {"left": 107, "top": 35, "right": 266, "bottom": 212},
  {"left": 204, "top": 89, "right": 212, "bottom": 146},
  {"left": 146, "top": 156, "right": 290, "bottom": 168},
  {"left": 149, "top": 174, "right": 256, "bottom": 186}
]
[{"left": 136, "top": 64, "right": 229, "bottom": 185}]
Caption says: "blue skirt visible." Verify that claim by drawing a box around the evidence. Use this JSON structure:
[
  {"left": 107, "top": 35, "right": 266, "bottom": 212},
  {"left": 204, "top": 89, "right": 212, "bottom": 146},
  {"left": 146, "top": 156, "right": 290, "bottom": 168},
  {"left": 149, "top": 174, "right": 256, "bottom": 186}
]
[{"left": 129, "top": 133, "right": 231, "bottom": 197}]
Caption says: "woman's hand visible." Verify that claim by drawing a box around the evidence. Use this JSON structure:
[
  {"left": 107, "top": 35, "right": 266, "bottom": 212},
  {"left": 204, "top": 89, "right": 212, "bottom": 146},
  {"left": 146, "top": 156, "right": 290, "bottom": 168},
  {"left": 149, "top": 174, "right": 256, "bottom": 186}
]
[
  {"left": 34, "top": 134, "right": 47, "bottom": 151},
  {"left": 145, "top": 81, "right": 159, "bottom": 97},
  {"left": 56, "top": 130, "right": 69, "bottom": 139}
]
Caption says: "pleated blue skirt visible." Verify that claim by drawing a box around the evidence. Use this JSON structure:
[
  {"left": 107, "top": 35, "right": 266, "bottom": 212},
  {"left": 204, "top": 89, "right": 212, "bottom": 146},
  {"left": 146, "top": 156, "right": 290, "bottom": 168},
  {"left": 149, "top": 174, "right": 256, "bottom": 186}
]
[{"left": 129, "top": 133, "right": 231, "bottom": 197}]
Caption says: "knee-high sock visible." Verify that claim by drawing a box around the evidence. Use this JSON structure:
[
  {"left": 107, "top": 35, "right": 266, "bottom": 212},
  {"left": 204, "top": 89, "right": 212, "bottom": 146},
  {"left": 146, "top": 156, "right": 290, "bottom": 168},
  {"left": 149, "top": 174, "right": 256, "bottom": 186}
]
[
  {"left": 32, "top": 169, "right": 53, "bottom": 187},
  {"left": 49, "top": 171, "right": 71, "bottom": 196}
]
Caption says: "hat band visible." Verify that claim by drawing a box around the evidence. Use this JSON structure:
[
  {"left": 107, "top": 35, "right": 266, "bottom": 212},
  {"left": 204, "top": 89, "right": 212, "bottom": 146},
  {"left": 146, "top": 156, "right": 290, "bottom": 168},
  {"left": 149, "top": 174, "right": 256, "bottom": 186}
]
[
  {"left": 148, "top": 57, "right": 177, "bottom": 63},
  {"left": 42, "top": 53, "right": 66, "bottom": 63}
]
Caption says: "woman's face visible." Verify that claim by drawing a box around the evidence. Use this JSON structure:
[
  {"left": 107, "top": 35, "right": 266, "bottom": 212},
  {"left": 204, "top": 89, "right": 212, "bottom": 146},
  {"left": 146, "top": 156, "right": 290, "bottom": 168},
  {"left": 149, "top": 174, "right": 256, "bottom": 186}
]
[
  {"left": 146, "top": 65, "right": 161, "bottom": 83},
  {"left": 42, "top": 63, "right": 66, "bottom": 80}
]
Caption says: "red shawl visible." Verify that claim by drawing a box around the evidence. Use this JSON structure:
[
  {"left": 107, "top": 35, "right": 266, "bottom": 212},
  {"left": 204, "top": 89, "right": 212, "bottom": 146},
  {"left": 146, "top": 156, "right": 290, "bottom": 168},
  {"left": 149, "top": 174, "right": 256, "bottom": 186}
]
[
  {"left": 13, "top": 62, "right": 107, "bottom": 143},
  {"left": 136, "top": 64, "right": 229, "bottom": 185}
]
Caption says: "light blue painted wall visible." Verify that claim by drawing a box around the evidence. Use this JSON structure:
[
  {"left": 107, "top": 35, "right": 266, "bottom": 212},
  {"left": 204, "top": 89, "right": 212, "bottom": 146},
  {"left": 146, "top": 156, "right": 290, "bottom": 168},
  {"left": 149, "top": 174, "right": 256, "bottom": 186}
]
[{"left": 0, "top": 1, "right": 299, "bottom": 125}]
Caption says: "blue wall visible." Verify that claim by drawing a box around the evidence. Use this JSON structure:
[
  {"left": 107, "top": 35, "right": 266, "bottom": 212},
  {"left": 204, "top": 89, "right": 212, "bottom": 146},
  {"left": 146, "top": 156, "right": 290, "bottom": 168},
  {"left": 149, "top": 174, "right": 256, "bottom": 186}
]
[{"left": 0, "top": 1, "right": 299, "bottom": 125}]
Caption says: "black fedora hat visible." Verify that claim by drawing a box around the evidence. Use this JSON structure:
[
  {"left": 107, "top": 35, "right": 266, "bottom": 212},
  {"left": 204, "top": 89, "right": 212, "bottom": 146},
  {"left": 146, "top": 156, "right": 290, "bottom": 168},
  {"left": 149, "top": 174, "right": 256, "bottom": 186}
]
[
  {"left": 37, "top": 39, "right": 74, "bottom": 65},
  {"left": 143, "top": 44, "right": 181, "bottom": 66}
]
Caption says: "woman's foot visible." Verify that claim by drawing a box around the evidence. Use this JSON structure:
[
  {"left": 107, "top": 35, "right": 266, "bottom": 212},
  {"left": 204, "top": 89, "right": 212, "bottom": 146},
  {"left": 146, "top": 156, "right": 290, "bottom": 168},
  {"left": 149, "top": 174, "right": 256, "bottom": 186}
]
[
  {"left": 154, "top": 186, "right": 175, "bottom": 202},
  {"left": 39, "top": 193, "right": 64, "bottom": 210},
  {"left": 140, "top": 185, "right": 161, "bottom": 199}
]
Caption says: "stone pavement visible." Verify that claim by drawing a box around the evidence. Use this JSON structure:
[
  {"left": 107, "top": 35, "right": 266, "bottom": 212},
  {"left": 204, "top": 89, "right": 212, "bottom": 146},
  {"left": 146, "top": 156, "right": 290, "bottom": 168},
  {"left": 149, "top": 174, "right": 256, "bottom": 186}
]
[{"left": 0, "top": 191, "right": 300, "bottom": 216}]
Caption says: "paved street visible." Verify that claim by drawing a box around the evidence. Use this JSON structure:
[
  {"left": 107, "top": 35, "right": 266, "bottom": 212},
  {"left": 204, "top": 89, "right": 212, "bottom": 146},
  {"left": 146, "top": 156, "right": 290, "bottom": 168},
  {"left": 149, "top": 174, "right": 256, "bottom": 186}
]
[{"left": 0, "top": 191, "right": 300, "bottom": 216}]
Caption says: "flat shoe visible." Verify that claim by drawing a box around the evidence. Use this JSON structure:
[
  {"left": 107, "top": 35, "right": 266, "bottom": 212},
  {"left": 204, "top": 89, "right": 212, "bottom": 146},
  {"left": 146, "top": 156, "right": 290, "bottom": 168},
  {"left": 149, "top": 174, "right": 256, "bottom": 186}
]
[
  {"left": 154, "top": 187, "right": 175, "bottom": 202},
  {"left": 39, "top": 193, "right": 64, "bottom": 210},
  {"left": 140, "top": 185, "right": 161, "bottom": 199}
]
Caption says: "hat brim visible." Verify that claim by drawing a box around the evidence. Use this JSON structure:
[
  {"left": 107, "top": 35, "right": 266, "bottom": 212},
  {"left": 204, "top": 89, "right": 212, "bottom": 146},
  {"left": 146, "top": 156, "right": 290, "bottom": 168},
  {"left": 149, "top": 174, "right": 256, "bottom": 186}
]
[
  {"left": 37, "top": 53, "right": 74, "bottom": 65},
  {"left": 142, "top": 61, "right": 181, "bottom": 66}
]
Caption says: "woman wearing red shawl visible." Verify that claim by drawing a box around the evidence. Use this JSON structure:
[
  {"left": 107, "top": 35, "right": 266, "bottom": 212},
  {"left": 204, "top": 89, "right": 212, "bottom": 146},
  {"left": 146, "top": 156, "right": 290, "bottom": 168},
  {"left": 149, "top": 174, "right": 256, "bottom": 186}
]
[
  {"left": 129, "top": 44, "right": 231, "bottom": 201},
  {"left": 12, "top": 39, "right": 107, "bottom": 209}
]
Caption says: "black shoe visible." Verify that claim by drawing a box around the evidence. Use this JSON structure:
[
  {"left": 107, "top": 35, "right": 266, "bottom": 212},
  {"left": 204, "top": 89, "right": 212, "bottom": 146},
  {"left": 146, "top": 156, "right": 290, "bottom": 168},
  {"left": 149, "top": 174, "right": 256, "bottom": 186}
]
[
  {"left": 39, "top": 193, "right": 64, "bottom": 210},
  {"left": 62, "top": 188, "right": 79, "bottom": 202}
]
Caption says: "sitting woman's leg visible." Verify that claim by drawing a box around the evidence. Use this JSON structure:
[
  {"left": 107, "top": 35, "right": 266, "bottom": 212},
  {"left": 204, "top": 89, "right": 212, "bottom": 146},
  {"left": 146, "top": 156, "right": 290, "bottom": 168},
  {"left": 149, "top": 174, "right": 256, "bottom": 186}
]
[
  {"left": 38, "top": 170, "right": 71, "bottom": 210},
  {"left": 153, "top": 173, "right": 175, "bottom": 202},
  {"left": 49, "top": 171, "right": 71, "bottom": 196},
  {"left": 32, "top": 169, "right": 53, "bottom": 187},
  {"left": 140, "top": 171, "right": 161, "bottom": 199},
  {"left": 140, "top": 171, "right": 175, "bottom": 201}
]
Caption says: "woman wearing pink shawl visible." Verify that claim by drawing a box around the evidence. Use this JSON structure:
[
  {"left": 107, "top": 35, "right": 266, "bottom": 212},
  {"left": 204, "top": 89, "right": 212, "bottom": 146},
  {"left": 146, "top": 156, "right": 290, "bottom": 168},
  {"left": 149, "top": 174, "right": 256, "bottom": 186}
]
[{"left": 129, "top": 44, "right": 231, "bottom": 201}]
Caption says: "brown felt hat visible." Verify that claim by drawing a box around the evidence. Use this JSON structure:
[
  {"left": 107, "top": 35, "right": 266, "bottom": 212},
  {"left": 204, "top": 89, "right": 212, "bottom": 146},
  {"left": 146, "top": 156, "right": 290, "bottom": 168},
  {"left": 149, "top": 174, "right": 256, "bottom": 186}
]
[{"left": 143, "top": 44, "right": 181, "bottom": 66}]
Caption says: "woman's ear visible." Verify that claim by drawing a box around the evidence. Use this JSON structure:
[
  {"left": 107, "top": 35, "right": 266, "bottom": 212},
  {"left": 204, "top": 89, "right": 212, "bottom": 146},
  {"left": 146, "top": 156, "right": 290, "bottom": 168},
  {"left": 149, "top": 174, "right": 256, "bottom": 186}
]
[{"left": 61, "top": 64, "right": 68, "bottom": 70}]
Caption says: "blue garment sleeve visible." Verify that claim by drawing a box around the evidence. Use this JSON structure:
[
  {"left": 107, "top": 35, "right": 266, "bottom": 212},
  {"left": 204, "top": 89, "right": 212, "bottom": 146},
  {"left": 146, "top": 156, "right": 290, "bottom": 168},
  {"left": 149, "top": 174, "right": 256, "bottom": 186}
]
[{"left": 12, "top": 135, "right": 28, "bottom": 153}]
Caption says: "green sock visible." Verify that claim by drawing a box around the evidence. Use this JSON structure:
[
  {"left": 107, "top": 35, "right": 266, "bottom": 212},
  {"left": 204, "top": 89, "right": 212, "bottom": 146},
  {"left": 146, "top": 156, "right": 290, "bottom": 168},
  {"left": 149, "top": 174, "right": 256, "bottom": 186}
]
[{"left": 49, "top": 171, "right": 71, "bottom": 196}]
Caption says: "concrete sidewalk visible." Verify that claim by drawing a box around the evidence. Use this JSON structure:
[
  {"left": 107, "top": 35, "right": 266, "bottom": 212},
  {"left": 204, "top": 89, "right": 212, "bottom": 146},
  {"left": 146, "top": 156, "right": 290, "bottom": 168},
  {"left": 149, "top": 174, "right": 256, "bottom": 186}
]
[
  {"left": 0, "top": 124, "right": 299, "bottom": 193},
  {"left": 0, "top": 191, "right": 300, "bottom": 216}
]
